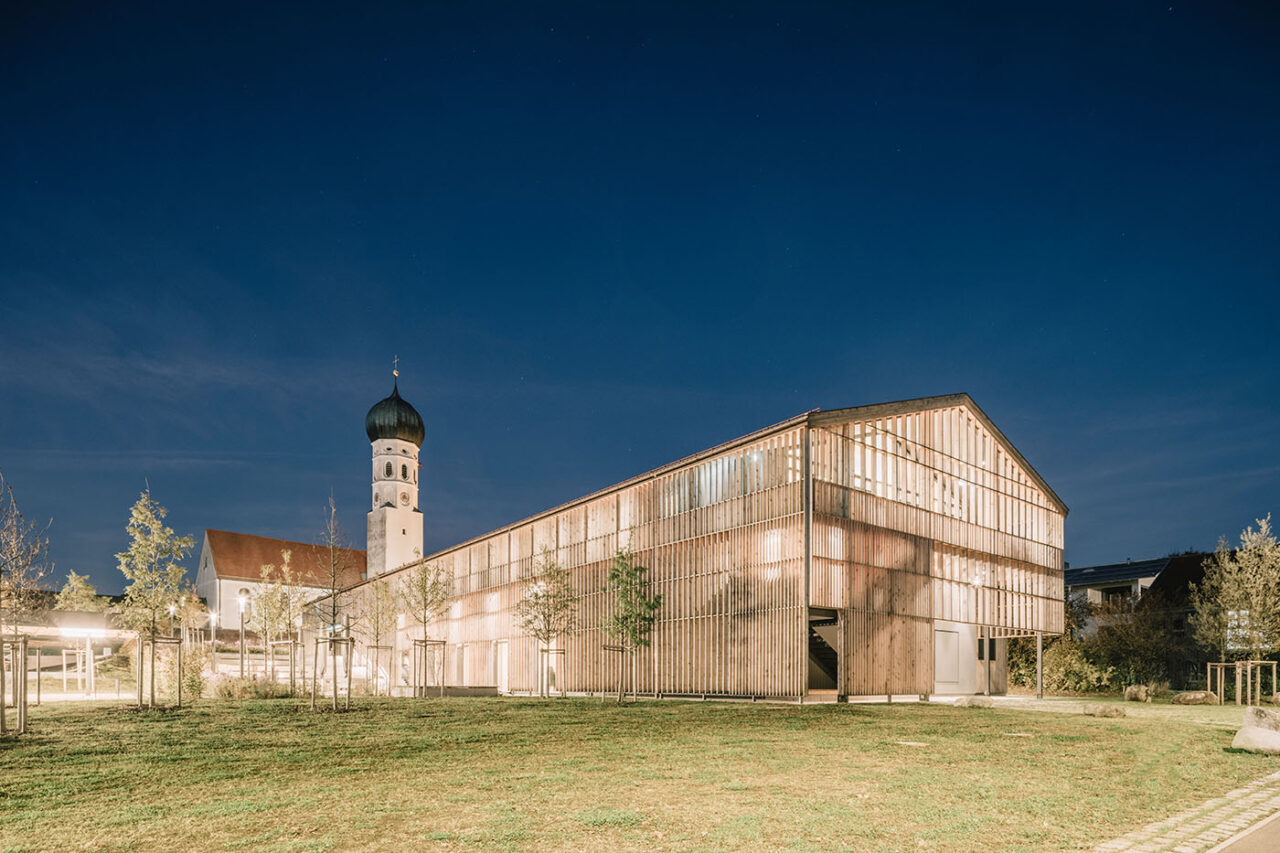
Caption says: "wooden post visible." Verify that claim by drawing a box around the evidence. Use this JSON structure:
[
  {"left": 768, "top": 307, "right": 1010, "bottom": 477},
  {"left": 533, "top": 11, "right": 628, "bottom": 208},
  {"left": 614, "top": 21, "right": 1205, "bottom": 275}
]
[
  {"left": 148, "top": 633, "right": 156, "bottom": 708},
  {"left": 344, "top": 638, "right": 352, "bottom": 711},
  {"left": 1236, "top": 662, "right": 1242, "bottom": 706},
  {"left": 0, "top": 642, "right": 7, "bottom": 735},
  {"left": 310, "top": 638, "right": 318, "bottom": 711},
  {"left": 1035, "top": 632, "right": 1044, "bottom": 699},
  {"left": 136, "top": 635, "right": 144, "bottom": 709},
  {"left": 19, "top": 638, "right": 28, "bottom": 734},
  {"left": 176, "top": 641, "right": 183, "bottom": 708}
]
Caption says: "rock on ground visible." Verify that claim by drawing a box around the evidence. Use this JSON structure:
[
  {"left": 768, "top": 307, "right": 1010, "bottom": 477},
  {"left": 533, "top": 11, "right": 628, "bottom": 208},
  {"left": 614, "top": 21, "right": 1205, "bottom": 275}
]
[
  {"left": 1171, "top": 690, "right": 1220, "bottom": 705},
  {"left": 1124, "top": 685, "right": 1151, "bottom": 702},
  {"left": 1229, "top": 706, "right": 1280, "bottom": 754},
  {"left": 953, "top": 696, "right": 994, "bottom": 708},
  {"left": 1083, "top": 703, "right": 1125, "bottom": 718}
]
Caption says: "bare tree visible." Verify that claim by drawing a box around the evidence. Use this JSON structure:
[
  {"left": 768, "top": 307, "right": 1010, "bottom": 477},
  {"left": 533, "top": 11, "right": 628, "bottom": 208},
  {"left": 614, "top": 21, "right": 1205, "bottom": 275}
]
[
  {"left": 0, "top": 470, "right": 52, "bottom": 638},
  {"left": 400, "top": 559, "right": 452, "bottom": 696},
  {"left": 309, "top": 496, "right": 353, "bottom": 711},
  {"left": 515, "top": 550, "right": 577, "bottom": 697},
  {"left": 357, "top": 578, "right": 399, "bottom": 695},
  {"left": 250, "top": 550, "right": 298, "bottom": 649}
]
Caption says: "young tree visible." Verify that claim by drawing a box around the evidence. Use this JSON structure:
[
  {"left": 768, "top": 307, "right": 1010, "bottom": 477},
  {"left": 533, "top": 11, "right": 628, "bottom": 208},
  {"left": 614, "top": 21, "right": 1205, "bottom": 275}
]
[
  {"left": 399, "top": 559, "right": 452, "bottom": 696},
  {"left": 54, "top": 571, "right": 109, "bottom": 612},
  {"left": 250, "top": 551, "right": 294, "bottom": 651},
  {"left": 1087, "top": 592, "right": 1185, "bottom": 688},
  {"left": 1191, "top": 516, "right": 1280, "bottom": 661},
  {"left": 0, "top": 471, "right": 52, "bottom": 637},
  {"left": 357, "top": 578, "right": 399, "bottom": 695},
  {"left": 309, "top": 497, "right": 353, "bottom": 711},
  {"left": 515, "top": 550, "right": 578, "bottom": 698},
  {"left": 604, "top": 547, "right": 663, "bottom": 703},
  {"left": 115, "top": 488, "right": 194, "bottom": 709}
]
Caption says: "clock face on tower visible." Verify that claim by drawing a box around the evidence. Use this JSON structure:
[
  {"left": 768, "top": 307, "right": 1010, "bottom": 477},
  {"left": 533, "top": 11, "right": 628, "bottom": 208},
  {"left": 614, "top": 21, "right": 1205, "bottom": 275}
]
[{"left": 399, "top": 492, "right": 410, "bottom": 506}]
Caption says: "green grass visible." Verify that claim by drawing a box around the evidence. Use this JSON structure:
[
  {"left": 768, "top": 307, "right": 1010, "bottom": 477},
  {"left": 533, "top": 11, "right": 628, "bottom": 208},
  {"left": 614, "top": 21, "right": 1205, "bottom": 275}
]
[{"left": 0, "top": 697, "right": 1271, "bottom": 852}]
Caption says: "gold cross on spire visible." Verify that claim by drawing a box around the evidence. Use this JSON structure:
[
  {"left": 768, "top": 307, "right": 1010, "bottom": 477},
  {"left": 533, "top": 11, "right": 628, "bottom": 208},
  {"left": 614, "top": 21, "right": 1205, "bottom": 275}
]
[{"left": 392, "top": 354, "right": 399, "bottom": 379}]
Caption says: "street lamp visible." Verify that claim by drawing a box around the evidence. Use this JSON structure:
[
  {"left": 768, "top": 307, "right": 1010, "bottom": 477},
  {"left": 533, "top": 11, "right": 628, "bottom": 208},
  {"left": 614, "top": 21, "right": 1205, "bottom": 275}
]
[
  {"left": 168, "top": 603, "right": 177, "bottom": 637},
  {"left": 238, "top": 588, "right": 249, "bottom": 678}
]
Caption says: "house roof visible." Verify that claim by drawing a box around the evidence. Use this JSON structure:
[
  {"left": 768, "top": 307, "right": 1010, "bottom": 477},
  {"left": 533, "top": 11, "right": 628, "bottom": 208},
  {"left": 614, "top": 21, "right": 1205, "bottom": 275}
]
[
  {"left": 1144, "top": 552, "right": 1212, "bottom": 606},
  {"left": 204, "top": 529, "right": 366, "bottom": 588},
  {"left": 1064, "top": 557, "right": 1169, "bottom": 588}
]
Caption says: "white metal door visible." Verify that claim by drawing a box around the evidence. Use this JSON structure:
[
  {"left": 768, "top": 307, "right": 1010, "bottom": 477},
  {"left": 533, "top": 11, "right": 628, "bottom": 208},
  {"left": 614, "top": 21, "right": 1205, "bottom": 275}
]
[{"left": 495, "top": 640, "right": 509, "bottom": 693}]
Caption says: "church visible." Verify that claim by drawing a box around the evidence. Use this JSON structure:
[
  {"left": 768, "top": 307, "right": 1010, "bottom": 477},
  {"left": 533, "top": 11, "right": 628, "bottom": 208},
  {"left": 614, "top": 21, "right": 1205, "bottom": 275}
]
[{"left": 313, "top": 380, "right": 1066, "bottom": 701}]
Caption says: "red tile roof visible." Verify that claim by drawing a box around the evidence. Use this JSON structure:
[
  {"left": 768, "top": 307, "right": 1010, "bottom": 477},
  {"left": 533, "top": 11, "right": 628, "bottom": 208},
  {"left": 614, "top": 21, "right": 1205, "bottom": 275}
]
[{"left": 205, "top": 529, "right": 366, "bottom": 588}]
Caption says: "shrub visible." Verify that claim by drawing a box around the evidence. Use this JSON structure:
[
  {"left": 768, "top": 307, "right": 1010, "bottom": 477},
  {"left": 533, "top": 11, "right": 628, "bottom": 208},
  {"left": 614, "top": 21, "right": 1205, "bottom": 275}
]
[
  {"left": 151, "top": 643, "right": 211, "bottom": 700},
  {"left": 1041, "top": 641, "right": 1115, "bottom": 693},
  {"left": 211, "top": 676, "right": 293, "bottom": 699}
]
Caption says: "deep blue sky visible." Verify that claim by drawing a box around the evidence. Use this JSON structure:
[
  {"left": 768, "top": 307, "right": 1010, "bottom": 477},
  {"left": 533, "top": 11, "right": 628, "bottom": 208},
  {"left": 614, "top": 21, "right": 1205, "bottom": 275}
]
[{"left": 2, "top": 2, "right": 1277, "bottom": 594}]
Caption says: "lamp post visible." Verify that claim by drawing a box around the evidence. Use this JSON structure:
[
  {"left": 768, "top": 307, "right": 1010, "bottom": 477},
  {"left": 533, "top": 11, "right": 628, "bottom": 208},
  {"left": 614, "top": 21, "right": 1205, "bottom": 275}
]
[
  {"left": 238, "top": 588, "right": 249, "bottom": 678},
  {"left": 168, "top": 603, "right": 177, "bottom": 638}
]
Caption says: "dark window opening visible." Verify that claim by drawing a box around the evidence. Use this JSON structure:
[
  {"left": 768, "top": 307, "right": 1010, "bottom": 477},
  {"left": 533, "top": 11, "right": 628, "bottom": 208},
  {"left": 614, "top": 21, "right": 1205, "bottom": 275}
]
[
  {"left": 402, "top": 464, "right": 408, "bottom": 479},
  {"left": 384, "top": 462, "right": 393, "bottom": 477}
]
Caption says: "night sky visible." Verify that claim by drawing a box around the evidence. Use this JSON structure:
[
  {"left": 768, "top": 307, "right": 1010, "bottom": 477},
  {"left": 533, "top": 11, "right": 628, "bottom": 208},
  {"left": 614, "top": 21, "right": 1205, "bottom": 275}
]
[{"left": 2, "top": 2, "right": 1277, "bottom": 594}]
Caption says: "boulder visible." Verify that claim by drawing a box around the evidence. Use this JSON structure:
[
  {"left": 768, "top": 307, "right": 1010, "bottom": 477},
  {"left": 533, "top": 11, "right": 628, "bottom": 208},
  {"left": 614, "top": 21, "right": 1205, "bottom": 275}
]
[
  {"left": 953, "top": 696, "right": 994, "bottom": 708},
  {"left": 1171, "top": 690, "right": 1220, "bottom": 706},
  {"left": 1123, "top": 684, "right": 1151, "bottom": 702},
  {"left": 1230, "top": 707, "right": 1280, "bottom": 754},
  {"left": 1242, "top": 706, "right": 1280, "bottom": 732},
  {"left": 1232, "top": 726, "right": 1280, "bottom": 754},
  {"left": 1083, "top": 703, "right": 1125, "bottom": 718}
]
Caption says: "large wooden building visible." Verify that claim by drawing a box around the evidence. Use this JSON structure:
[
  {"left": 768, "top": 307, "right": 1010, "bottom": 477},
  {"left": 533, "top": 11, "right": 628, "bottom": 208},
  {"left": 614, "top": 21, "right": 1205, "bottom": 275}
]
[{"left": 331, "top": 392, "right": 1066, "bottom": 701}]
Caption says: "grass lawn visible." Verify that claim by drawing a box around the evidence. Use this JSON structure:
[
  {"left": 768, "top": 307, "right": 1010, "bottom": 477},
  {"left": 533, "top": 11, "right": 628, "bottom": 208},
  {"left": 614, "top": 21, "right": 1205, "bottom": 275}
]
[{"left": 0, "top": 697, "right": 1272, "bottom": 852}]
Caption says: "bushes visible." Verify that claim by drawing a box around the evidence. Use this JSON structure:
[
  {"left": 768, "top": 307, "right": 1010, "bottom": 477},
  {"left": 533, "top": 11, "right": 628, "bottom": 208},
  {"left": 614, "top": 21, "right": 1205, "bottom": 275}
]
[
  {"left": 1010, "top": 637, "right": 1115, "bottom": 694},
  {"left": 211, "top": 676, "right": 293, "bottom": 699}
]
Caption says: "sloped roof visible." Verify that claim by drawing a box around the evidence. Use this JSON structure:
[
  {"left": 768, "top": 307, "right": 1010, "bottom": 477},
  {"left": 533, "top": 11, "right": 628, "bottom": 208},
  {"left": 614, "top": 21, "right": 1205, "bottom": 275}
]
[
  {"left": 809, "top": 393, "right": 1067, "bottom": 515},
  {"left": 205, "top": 529, "right": 365, "bottom": 588},
  {"left": 332, "top": 393, "right": 1063, "bottom": 598},
  {"left": 1144, "top": 552, "right": 1212, "bottom": 607},
  {"left": 1064, "top": 557, "right": 1169, "bottom": 588}
]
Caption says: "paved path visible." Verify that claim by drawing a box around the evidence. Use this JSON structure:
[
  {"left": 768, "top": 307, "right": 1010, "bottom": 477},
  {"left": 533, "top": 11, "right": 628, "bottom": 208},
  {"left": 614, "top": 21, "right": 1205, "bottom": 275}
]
[
  {"left": 1093, "top": 769, "right": 1280, "bottom": 853},
  {"left": 1214, "top": 811, "right": 1280, "bottom": 853}
]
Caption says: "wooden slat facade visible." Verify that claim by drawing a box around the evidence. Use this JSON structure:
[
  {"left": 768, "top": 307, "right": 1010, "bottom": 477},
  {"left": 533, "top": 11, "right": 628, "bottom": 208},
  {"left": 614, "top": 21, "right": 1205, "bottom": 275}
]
[{"left": 332, "top": 396, "right": 1066, "bottom": 700}]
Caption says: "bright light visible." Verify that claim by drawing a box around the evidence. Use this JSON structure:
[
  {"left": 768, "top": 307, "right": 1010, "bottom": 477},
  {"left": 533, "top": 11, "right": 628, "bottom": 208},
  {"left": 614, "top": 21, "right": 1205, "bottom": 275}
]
[
  {"left": 209, "top": 611, "right": 218, "bottom": 626},
  {"left": 238, "top": 587, "right": 249, "bottom": 611},
  {"left": 59, "top": 627, "right": 107, "bottom": 639},
  {"left": 168, "top": 604, "right": 176, "bottom": 616}
]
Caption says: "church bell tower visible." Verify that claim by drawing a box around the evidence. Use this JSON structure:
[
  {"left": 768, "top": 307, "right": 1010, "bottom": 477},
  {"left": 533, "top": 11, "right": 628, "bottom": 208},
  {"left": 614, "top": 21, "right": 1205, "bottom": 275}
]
[{"left": 364, "top": 365, "right": 425, "bottom": 576}]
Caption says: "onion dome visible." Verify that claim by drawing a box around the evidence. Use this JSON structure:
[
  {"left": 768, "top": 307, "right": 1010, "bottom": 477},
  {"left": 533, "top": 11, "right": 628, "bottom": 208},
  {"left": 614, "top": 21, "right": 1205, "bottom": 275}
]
[{"left": 365, "top": 381, "right": 425, "bottom": 446}]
